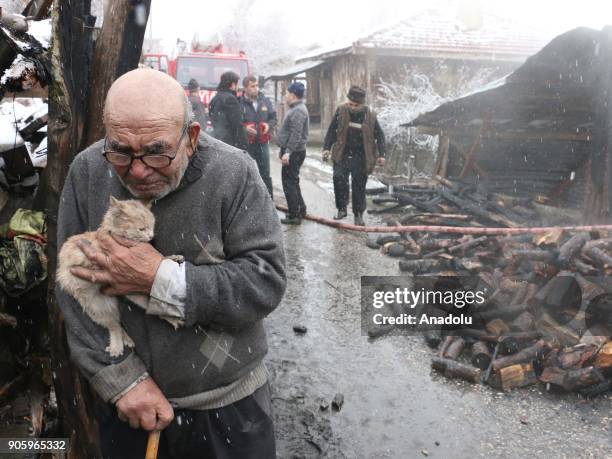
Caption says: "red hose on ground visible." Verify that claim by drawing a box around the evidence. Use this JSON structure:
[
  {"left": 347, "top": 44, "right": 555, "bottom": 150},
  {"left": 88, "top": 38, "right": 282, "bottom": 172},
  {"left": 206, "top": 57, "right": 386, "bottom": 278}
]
[{"left": 275, "top": 204, "right": 612, "bottom": 235}]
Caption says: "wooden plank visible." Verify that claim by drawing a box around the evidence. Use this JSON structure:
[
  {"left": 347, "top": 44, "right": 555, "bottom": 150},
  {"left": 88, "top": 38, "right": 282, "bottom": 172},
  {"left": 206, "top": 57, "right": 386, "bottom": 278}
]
[
  {"left": 434, "top": 135, "right": 450, "bottom": 178},
  {"left": 449, "top": 138, "right": 488, "bottom": 177},
  {"left": 459, "top": 113, "right": 490, "bottom": 179}
]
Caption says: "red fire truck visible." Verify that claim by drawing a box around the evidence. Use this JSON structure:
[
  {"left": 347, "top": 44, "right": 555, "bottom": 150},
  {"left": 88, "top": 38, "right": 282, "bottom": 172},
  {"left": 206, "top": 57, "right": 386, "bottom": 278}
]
[{"left": 143, "top": 43, "right": 251, "bottom": 106}]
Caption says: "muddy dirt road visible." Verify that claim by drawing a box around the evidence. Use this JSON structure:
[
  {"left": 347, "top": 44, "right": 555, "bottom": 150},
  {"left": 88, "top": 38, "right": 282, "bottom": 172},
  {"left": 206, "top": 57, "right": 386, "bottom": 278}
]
[{"left": 263, "top": 151, "right": 611, "bottom": 458}]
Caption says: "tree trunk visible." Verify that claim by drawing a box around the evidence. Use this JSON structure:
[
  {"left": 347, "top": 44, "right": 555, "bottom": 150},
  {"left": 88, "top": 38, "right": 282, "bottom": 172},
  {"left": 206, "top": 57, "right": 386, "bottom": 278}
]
[
  {"left": 48, "top": 1, "right": 151, "bottom": 456},
  {"left": 48, "top": 2, "right": 99, "bottom": 457},
  {"left": 84, "top": 0, "right": 152, "bottom": 146}
]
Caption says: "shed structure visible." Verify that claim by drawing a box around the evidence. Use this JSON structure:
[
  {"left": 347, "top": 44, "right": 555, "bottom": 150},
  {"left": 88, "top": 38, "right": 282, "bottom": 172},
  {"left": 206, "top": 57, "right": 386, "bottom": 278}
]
[{"left": 406, "top": 27, "right": 612, "bottom": 222}]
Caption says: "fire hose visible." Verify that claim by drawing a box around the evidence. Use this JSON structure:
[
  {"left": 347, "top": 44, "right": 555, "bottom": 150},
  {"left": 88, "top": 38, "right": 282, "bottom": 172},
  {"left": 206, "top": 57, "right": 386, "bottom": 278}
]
[{"left": 275, "top": 204, "right": 612, "bottom": 235}]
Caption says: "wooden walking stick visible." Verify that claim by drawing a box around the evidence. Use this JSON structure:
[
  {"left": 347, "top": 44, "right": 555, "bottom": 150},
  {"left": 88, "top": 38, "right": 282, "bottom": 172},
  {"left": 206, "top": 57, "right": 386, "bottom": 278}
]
[{"left": 145, "top": 430, "right": 161, "bottom": 459}]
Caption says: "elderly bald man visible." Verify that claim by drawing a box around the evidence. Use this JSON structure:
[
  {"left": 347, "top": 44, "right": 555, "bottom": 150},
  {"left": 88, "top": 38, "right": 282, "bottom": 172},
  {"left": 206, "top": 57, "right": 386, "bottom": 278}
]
[{"left": 56, "top": 69, "right": 285, "bottom": 458}]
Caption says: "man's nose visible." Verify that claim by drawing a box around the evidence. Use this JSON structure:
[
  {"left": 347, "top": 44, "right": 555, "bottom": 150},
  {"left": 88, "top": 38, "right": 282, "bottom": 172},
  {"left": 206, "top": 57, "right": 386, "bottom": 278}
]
[{"left": 128, "top": 158, "right": 153, "bottom": 180}]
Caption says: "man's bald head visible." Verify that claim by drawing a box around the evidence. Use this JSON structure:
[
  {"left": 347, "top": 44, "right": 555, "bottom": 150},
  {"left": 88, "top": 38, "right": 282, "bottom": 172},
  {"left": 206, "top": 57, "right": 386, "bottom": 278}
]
[
  {"left": 104, "top": 69, "right": 188, "bottom": 130},
  {"left": 101, "top": 69, "right": 201, "bottom": 200}
]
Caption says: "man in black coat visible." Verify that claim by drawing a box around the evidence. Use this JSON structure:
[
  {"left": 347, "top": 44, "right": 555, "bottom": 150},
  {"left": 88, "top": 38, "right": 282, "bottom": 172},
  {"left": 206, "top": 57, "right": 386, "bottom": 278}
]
[{"left": 209, "top": 71, "right": 248, "bottom": 150}]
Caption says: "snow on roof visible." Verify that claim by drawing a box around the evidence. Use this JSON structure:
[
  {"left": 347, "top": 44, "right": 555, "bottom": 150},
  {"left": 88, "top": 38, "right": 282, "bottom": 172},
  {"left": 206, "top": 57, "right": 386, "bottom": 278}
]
[{"left": 298, "top": 9, "right": 553, "bottom": 63}]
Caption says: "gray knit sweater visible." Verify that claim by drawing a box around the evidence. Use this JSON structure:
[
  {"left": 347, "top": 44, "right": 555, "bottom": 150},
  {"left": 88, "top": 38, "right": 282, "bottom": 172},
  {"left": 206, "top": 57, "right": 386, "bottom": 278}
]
[
  {"left": 56, "top": 133, "right": 286, "bottom": 408},
  {"left": 277, "top": 100, "right": 309, "bottom": 153}
]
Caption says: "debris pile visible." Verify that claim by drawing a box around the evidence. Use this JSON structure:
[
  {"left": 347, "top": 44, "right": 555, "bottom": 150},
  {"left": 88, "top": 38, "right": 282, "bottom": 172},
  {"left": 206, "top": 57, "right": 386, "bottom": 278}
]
[
  {"left": 0, "top": 2, "right": 53, "bottom": 440},
  {"left": 367, "top": 179, "right": 611, "bottom": 396}
]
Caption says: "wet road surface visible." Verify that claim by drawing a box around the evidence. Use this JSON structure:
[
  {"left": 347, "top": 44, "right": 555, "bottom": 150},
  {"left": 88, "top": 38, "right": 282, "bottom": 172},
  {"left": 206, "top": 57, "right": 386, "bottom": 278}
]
[{"left": 264, "top": 151, "right": 612, "bottom": 458}]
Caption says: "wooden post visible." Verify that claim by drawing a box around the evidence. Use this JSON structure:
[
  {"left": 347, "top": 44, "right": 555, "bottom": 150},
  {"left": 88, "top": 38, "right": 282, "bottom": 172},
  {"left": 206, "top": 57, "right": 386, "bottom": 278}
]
[
  {"left": 48, "top": 1, "right": 99, "bottom": 457},
  {"left": 434, "top": 134, "right": 449, "bottom": 178},
  {"left": 84, "top": 0, "right": 152, "bottom": 146},
  {"left": 586, "top": 26, "right": 612, "bottom": 222},
  {"left": 48, "top": 0, "right": 151, "bottom": 455}
]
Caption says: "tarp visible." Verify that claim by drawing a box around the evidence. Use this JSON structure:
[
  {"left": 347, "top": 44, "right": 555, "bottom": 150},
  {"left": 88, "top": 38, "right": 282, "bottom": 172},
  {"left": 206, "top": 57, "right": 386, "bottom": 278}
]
[{"left": 0, "top": 209, "right": 46, "bottom": 297}]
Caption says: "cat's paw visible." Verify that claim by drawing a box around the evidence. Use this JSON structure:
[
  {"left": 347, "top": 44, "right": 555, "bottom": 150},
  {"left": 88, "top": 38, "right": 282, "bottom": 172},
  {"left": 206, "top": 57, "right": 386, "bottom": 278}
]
[
  {"left": 163, "top": 317, "right": 185, "bottom": 330},
  {"left": 121, "top": 330, "right": 135, "bottom": 348},
  {"left": 168, "top": 254, "right": 184, "bottom": 264},
  {"left": 105, "top": 342, "right": 124, "bottom": 357}
]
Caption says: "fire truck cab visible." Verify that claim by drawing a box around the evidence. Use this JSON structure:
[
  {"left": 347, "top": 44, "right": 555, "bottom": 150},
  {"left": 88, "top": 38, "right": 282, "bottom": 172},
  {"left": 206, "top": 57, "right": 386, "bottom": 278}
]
[
  {"left": 167, "top": 43, "right": 250, "bottom": 105},
  {"left": 143, "top": 43, "right": 251, "bottom": 133},
  {"left": 141, "top": 53, "right": 169, "bottom": 73}
]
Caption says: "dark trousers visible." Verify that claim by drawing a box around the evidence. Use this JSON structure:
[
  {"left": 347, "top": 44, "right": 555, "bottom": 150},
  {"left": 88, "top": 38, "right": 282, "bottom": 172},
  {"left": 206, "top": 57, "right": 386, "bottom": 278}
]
[
  {"left": 247, "top": 143, "right": 273, "bottom": 198},
  {"left": 281, "top": 150, "right": 306, "bottom": 218},
  {"left": 96, "top": 383, "right": 275, "bottom": 459},
  {"left": 333, "top": 150, "right": 368, "bottom": 214}
]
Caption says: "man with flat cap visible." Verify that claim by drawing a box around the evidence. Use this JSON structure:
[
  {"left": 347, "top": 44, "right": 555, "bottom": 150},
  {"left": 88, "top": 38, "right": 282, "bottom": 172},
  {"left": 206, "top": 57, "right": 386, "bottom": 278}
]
[{"left": 322, "top": 85, "right": 386, "bottom": 226}]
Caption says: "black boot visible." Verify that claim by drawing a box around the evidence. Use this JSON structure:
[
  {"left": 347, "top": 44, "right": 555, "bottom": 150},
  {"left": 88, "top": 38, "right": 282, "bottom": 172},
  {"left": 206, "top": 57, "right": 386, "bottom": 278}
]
[
  {"left": 333, "top": 208, "right": 348, "bottom": 220},
  {"left": 281, "top": 215, "right": 302, "bottom": 225},
  {"left": 354, "top": 212, "right": 365, "bottom": 226}
]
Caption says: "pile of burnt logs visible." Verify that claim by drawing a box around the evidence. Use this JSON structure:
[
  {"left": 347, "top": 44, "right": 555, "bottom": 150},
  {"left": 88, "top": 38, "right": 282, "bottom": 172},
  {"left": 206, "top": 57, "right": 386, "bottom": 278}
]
[
  {"left": 366, "top": 183, "right": 611, "bottom": 396},
  {"left": 369, "top": 176, "right": 538, "bottom": 228}
]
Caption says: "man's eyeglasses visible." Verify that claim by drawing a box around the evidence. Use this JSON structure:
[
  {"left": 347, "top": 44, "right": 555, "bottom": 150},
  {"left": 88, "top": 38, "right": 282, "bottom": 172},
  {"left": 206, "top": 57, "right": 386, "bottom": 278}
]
[{"left": 103, "top": 124, "right": 189, "bottom": 169}]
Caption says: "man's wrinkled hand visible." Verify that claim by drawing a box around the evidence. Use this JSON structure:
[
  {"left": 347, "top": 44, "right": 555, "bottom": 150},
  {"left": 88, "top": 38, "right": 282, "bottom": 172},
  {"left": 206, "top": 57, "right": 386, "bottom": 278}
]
[
  {"left": 281, "top": 153, "right": 290, "bottom": 166},
  {"left": 322, "top": 150, "right": 330, "bottom": 162},
  {"left": 245, "top": 125, "right": 257, "bottom": 135},
  {"left": 261, "top": 122, "right": 269, "bottom": 134},
  {"left": 70, "top": 232, "right": 164, "bottom": 296},
  {"left": 116, "top": 377, "right": 174, "bottom": 431}
]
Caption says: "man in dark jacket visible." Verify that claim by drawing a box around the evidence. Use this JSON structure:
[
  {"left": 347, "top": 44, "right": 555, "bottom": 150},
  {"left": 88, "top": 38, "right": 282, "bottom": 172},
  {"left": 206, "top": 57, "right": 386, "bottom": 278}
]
[
  {"left": 277, "top": 82, "right": 309, "bottom": 225},
  {"left": 187, "top": 78, "right": 207, "bottom": 128},
  {"left": 209, "top": 71, "right": 248, "bottom": 150},
  {"left": 240, "top": 75, "right": 277, "bottom": 197},
  {"left": 323, "top": 85, "right": 386, "bottom": 226}
]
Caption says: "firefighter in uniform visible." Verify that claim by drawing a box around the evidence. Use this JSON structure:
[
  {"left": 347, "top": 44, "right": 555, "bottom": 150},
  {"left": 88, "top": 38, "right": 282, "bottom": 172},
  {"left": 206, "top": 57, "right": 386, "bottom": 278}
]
[{"left": 240, "top": 75, "right": 277, "bottom": 197}]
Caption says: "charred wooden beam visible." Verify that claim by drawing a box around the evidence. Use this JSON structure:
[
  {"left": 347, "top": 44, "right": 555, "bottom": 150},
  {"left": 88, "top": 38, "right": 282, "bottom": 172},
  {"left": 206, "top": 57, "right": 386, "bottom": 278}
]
[
  {"left": 557, "top": 233, "right": 590, "bottom": 267},
  {"left": 471, "top": 341, "right": 492, "bottom": 370},
  {"left": 540, "top": 366, "right": 605, "bottom": 391},
  {"left": 492, "top": 340, "right": 551, "bottom": 372},
  {"left": 443, "top": 337, "right": 465, "bottom": 360},
  {"left": 398, "top": 258, "right": 450, "bottom": 274},
  {"left": 431, "top": 357, "right": 481, "bottom": 383},
  {"left": 437, "top": 187, "right": 519, "bottom": 227},
  {"left": 489, "top": 363, "right": 537, "bottom": 391},
  {"left": 594, "top": 341, "right": 612, "bottom": 369},
  {"left": 584, "top": 246, "right": 612, "bottom": 269}
]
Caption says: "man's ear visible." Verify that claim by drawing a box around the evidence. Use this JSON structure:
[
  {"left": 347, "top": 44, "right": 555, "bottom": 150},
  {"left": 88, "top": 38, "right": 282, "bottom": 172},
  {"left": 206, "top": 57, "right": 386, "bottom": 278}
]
[{"left": 188, "top": 123, "right": 200, "bottom": 155}]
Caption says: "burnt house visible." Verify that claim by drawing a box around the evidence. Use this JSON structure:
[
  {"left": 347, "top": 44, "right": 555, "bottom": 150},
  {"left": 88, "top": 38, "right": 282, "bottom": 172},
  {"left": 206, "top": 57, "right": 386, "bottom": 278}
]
[
  {"left": 406, "top": 27, "right": 612, "bottom": 223},
  {"left": 269, "top": 9, "right": 550, "bottom": 131}
]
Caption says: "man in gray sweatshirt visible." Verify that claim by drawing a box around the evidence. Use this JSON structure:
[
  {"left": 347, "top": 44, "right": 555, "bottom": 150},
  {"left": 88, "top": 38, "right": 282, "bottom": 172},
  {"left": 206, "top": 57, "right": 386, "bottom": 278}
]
[
  {"left": 277, "top": 82, "right": 309, "bottom": 224},
  {"left": 56, "top": 69, "right": 285, "bottom": 458}
]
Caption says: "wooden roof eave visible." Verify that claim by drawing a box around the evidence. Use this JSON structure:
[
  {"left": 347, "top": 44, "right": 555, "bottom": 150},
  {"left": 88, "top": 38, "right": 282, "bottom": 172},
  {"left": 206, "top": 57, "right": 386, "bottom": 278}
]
[{"left": 409, "top": 125, "right": 593, "bottom": 142}]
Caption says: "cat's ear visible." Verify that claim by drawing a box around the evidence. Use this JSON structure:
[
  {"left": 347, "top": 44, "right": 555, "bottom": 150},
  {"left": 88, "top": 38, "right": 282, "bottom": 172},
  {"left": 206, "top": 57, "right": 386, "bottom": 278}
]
[
  {"left": 142, "top": 199, "right": 153, "bottom": 209},
  {"left": 109, "top": 196, "right": 120, "bottom": 206}
]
